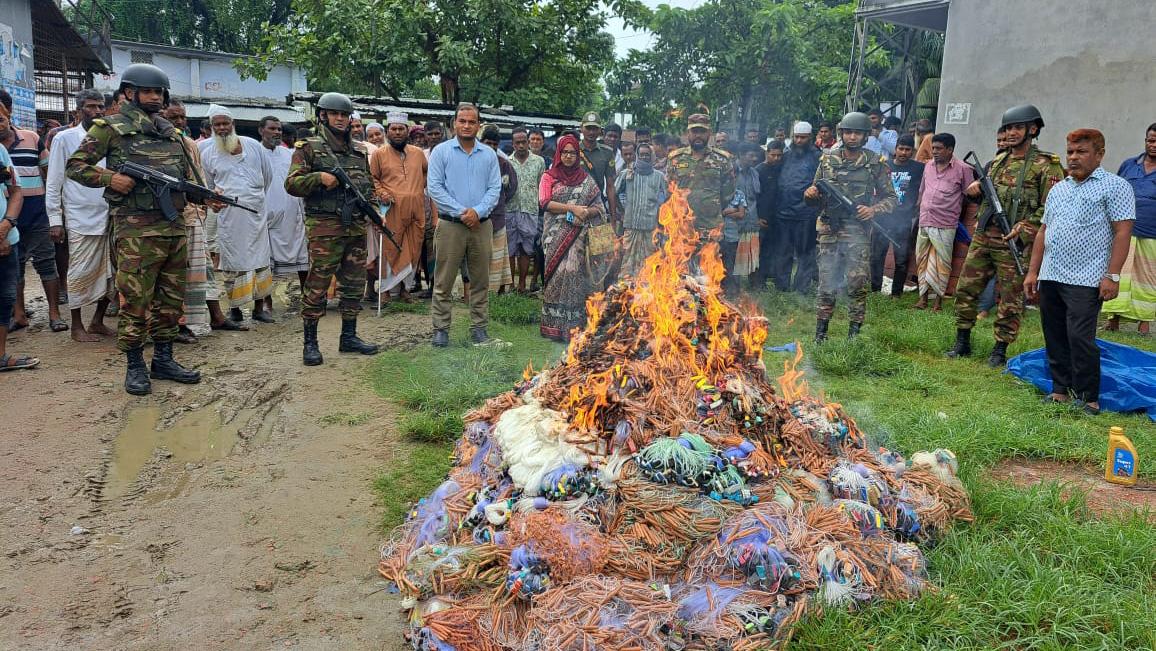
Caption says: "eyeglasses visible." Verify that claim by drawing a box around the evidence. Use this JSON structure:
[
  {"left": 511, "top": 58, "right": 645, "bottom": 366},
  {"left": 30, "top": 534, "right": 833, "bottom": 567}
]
[{"left": 559, "top": 151, "right": 578, "bottom": 157}]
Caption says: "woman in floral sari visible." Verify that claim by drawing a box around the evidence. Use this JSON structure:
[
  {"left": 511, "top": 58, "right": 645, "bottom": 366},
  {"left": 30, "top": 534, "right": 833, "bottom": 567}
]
[{"left": 538, "top": 134, "right": 614, "bottom": 341}]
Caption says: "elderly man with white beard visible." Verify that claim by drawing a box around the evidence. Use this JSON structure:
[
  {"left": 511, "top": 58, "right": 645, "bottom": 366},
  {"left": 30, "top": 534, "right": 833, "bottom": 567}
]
[{"left": 198, "top": 105, "right": 275, "bottom": 323}]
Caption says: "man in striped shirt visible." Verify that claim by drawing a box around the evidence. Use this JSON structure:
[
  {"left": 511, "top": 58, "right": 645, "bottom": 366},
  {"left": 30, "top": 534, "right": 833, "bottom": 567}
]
[{"left": 0, "top": 90, "right": 65, "bottom": 332}]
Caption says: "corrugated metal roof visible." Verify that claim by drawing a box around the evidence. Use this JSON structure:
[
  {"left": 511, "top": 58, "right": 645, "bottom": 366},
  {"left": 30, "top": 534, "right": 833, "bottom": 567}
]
[{"left": 184, "top": 103, "right": 306, "bottom": 123}]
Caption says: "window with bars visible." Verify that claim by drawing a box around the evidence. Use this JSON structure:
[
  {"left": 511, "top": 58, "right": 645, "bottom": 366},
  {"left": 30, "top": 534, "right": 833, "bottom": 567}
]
[{"left": 129, "top": 50, "right": 154, "bottom": 64}]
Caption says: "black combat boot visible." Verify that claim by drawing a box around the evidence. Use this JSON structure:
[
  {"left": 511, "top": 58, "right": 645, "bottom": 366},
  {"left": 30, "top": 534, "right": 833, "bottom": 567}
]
[
  {"left": 848, "top": 322, "right": 862, "bottom": 339},
  {"left": 124, "top": 347, "right": 151, "bottom": 396},
  {"left": 946, "top": 328, "right": 972, "bottom": 358},
  {"left": 339, "top": 318, "right": 380, "bottom": 355},
  {"left": 150, "top": 341, "right": 202, "bottom": 384},
  {"left": 987, "top": 341, "right": 1009, "bottom": 368},
  {"left": 303, "top": 319, "right": 323, "bottom": 366},
  {"left": 814, "top": 318, "right": 830, "bottom": 343}
]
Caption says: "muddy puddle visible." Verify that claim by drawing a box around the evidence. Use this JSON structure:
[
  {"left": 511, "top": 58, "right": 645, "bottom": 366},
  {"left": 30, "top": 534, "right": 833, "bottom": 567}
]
[{"left": 106, "top": 406, "right": 254, "bottom": 501}]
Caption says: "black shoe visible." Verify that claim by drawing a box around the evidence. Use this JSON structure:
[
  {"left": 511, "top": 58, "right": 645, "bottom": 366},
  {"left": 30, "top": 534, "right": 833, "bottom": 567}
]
[
  {"left": 124, "top": 347, "right": 151, "bottom": 396},
  {"left": 814, "top": 318, "right": 830, "bottom": 343},
  {"left": 471, "top": 327, "right": 511, "bottom": 348},
  {"left": 432, "top": 329, "right": 449, "bottom": 348},
  {"left": 174, "top": 327, "right": 198, "bottom": 344},
  {"left": 338, "top": 318, "right": 380, "bottom": 355},
  {"left": 229, "top": 307, "right": 245, "bottom": 322},
  {"left": 150, "top": 341, "right": 202, "bottom": 384},
  {"left": 252, "top": 309, "right": 275, "bottom": 324},
  {"left": 987, "top": 341, "right": 1009, "bottom": 368},
  {"left": 303, "top": 319, "right": 323, "bottom": 366},
  {"left": 946, "top": 328, "right": 972, "bottom": 358},
  {"left": 848, "top": 322, "right": 862, "bottom": 339}
]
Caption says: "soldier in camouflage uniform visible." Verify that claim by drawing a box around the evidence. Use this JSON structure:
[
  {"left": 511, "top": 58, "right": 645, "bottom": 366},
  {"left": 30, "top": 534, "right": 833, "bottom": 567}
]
[
  {"left": 948, "top": 104, "right": 1065, "bottom": 367},
  {"left": 805, "top": 112, "right": 897, "bottom": 342},
  {"left": 284, "top": 92, "right": 379, "bottom": 366},
  {"left": 667, "top": 113, "right": 736, "bottom": 272},
  {"left": 66, "top": 64, "right": 208, "bottom": 395}
]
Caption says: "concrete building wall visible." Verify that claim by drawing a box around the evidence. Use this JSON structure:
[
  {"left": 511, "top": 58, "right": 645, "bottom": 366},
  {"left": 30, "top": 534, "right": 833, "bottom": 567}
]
[
  {"left": 95, "top": 43, "right": 306, "bottom": 102},
  {"left": 0, "top": 0, "right": 37, "bottom": 127},
  {"left": 937, "top": 0, "right": 1156, "bottom": 170}
]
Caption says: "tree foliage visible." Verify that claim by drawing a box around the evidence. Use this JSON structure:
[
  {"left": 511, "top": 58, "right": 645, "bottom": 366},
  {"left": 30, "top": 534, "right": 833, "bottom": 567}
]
[
  {"left": 68, "top": 0, "right": 293, "bottom": 53},
  {"left": 607, "top": 0, "right": 872, "bottom": 132},
  {"left": 237, "top": 0, "right": 649, "bottom": 114}
]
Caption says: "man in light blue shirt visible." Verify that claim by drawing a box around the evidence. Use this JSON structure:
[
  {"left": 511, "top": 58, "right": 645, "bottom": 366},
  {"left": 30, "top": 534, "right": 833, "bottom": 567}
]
[
  {"left": 0, "top": 128, "right": 38, "bottom": 370},
  {"left": 1024, "top": 128, "right": 1134, "bottom": 414},
  {"left": 878, "top": 116, "right": 901, "bottom": 158},
  {"left": 426, "top": 103, "right": 503, "bottom": 347}
]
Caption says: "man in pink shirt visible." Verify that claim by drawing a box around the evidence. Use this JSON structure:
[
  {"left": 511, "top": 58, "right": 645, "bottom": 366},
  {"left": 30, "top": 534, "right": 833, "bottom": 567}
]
[{"left": 914, "top": 133, "right": 973, "bottom": 310}]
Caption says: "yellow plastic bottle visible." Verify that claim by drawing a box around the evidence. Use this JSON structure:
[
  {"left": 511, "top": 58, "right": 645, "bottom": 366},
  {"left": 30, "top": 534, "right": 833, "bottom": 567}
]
[{"left": 1105, "top": 426, "right": 1138, "bottom": 487}]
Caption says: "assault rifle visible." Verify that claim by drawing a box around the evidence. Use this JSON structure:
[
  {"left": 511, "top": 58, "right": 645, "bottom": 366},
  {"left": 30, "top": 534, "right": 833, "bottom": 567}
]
[
  {"left": 117, "top": 160, "right": 257, "bottom": 222},
  {"left": 814, "top": 178, "right": 903, "bottom": 250},
  {"left": 323, "top": 165, "right": 400, "bottom": 251},
  {"left": 963, "top": 151, "right": 1024, "bottom": 275}
]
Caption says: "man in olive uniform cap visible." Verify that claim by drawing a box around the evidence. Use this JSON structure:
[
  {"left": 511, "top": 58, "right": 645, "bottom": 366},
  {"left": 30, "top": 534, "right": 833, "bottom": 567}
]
[
  {"left": 284, "top": 92, "right": 380, "bottom": 366},
  {"left": 804, "top": 111, "right": 897, "bottom": 341},
  {"left": 67, "top": 63, "right": 215, "bottom": 395},
  {"left": 667, "top": 113, "right": 737, "bottom": 271},
  {"left": 947, "top": 104, "right": 1064, "bottom": 367}
]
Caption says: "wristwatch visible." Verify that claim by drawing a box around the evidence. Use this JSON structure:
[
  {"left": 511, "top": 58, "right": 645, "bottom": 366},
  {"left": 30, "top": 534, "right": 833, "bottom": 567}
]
[{"left": 1106, "top": 273, "right": 1121, "bottom": 282}]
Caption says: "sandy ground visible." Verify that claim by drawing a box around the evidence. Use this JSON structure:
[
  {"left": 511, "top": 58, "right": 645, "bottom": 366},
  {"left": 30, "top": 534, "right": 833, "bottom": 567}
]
[
  {"left": 990, "top": 458, "right": 1156, "bottom": 521},
  {"left": 1, "top": 290, "right": 422, "bottom": 650}
]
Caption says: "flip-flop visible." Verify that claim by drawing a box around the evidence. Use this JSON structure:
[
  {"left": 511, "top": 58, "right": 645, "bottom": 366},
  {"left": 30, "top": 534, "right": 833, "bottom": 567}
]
[
  {"left": 0, "top": 353, "right": 39, "bottom": 371},
  {"left": 50, "top": 319, "right": 70, "bottom": 332},
  {"left": 211, "top": 319, "right": 249, "bottom": 331},
  {"left": 9, "top": 321, "right": 28, "bottom": 332}
]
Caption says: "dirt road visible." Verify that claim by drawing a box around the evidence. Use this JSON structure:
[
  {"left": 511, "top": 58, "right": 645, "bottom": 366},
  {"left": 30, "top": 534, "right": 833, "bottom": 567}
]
[{"left": 2, "top": 294, "right": 419, "bottom": 649}]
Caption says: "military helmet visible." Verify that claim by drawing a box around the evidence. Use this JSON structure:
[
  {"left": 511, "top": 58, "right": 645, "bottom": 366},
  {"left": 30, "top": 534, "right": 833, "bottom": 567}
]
[
  {"left": 1000, "top": 104, "right": 1044, "bottom": 130},
  {"left": 119, "top": 63, "right": 170, "bottom": 90},
  {"left": 317, "top": 92, "right": 354, "bottom": 113},
  {"left": 837, "top": 111, "right": 872, "bottom": 133}
]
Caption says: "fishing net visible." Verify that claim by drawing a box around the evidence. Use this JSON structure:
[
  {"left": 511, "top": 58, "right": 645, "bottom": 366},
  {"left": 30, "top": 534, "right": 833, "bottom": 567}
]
[{"left": 380, "top": 186, "right": 973, "bottom": 650}]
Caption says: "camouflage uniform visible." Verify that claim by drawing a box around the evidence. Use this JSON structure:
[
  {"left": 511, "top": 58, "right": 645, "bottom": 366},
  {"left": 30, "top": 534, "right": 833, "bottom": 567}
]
[
  {"left": 65, "top": 103, "right": 195, "bottom": 352},
  {"left": 954, "top": 146, "right": 1064, "bottom": 342},
  {"left": 666, "top": 146, "right": 736, "bottom": 239},
  {"left": 284, "top": 125, "right": 372, "bottom": 322},
  {"left": 811, "top": 149, "right": 897, "bottom": 323}
]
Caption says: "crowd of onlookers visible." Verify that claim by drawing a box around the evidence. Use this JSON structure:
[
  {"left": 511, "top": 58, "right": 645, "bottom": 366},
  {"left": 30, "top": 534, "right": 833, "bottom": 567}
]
[{"left": 2, "top": 85, "right": 1153, "bottom": 419}]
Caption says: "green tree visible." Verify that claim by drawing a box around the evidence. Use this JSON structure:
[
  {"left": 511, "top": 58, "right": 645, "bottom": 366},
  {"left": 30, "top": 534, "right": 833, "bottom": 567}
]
[
  {"left": 607, "top": 0, "right": 876, "bottom": 132},
  {"left": 237, "top": 0, "right": 648, "bottom": 115},
  {"left": 67, "top": 0, "right": 293, "bottom": 53}
]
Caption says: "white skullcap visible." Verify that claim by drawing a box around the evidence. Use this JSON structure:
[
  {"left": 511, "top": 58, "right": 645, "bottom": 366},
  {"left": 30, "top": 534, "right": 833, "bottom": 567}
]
[
  {"left": 350, "top": 111, "right": 362, "bottom": 120},
  {"left": 792, "top": 121, "right": 813, "bottom": 135},
  {"left": 386, "top": 111, "right": 409, "bottom": 126},
  {"left": 366, "top": 122, "right": 385, "bottom": 133},
  {"left": 206, "top": 104, "right": 232, "bottom": 120}
]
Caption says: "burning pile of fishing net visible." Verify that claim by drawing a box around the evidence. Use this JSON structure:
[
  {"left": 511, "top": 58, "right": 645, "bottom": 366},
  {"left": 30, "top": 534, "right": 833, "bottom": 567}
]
[{"left": 379, "top": 188, "right": 973, "bottom": 650}]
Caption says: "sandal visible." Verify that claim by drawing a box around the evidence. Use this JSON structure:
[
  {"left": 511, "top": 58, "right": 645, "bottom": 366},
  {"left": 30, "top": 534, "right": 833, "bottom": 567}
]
[
  {"left": 0, "top": 352, "right": 40, "bottom": 371},
  {"left": 9, "top": 321, "right": 28, "bottom": 332},
  {"left": 50, "top": 319, "right": 70, "bottom": 332}
]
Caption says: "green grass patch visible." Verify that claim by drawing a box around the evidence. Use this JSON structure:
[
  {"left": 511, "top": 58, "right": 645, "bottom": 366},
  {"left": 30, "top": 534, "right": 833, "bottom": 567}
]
[
  {"left": 373, "top": 442, "right": 453, "bottom": 528},
  {"left": 488, "top": 291, "right": 542, "bottom": 325},
  {"left": 373, "top": 298, "right": 430, "bottom": 315}
]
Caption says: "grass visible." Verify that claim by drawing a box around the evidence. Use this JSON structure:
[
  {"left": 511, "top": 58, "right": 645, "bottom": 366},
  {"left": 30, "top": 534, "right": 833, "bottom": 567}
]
[
  {"left": 488, "top": 291, "right": 542, "bottom": 325},
  {"left": 367, "top": 286, "right": 1156, "bottom": 646}
]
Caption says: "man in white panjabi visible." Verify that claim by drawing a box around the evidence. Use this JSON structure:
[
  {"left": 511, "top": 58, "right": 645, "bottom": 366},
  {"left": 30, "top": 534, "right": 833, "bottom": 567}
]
[
  {"left": 45, "top": 88, "right": 116, "bottom": 342},
  {"left": 198, "top": 104, "right": 275, "bottom": 323},
  {"left": 257, "top": 116, "right": 309, "bottom": 312}
]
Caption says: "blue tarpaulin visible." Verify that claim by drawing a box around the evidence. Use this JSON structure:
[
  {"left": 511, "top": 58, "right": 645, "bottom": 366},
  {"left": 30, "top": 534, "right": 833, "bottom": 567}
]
[{"left": 1007, "top": 338, "right": 1156, "bottom": 422}]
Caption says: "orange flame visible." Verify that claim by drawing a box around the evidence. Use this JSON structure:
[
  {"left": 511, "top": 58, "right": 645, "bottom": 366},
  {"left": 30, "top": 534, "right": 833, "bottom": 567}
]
[
  {"left": 556, "top": 184, "right": 773, "bottom": 434},
  {"left": 776, "top": 342, "right": 809, "bottom": 403}
]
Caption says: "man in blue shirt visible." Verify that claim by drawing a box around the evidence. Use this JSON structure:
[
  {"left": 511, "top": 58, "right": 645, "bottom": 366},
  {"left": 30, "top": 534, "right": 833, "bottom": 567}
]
[
  {"left": 0, "top": 103, "right": 37, "bottom": 370},
  {"left": 1024, "top": 128, "right": 1135, "bottom": 414},
  {"left": 772, "top": 122, "right": 821, "bottom": 293},
  {"left": 1103, "top": 122, "right": 1156, "bottom": 335},
  {"left": 426, "top": 103, "right": 503, "bottom": 347}
]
